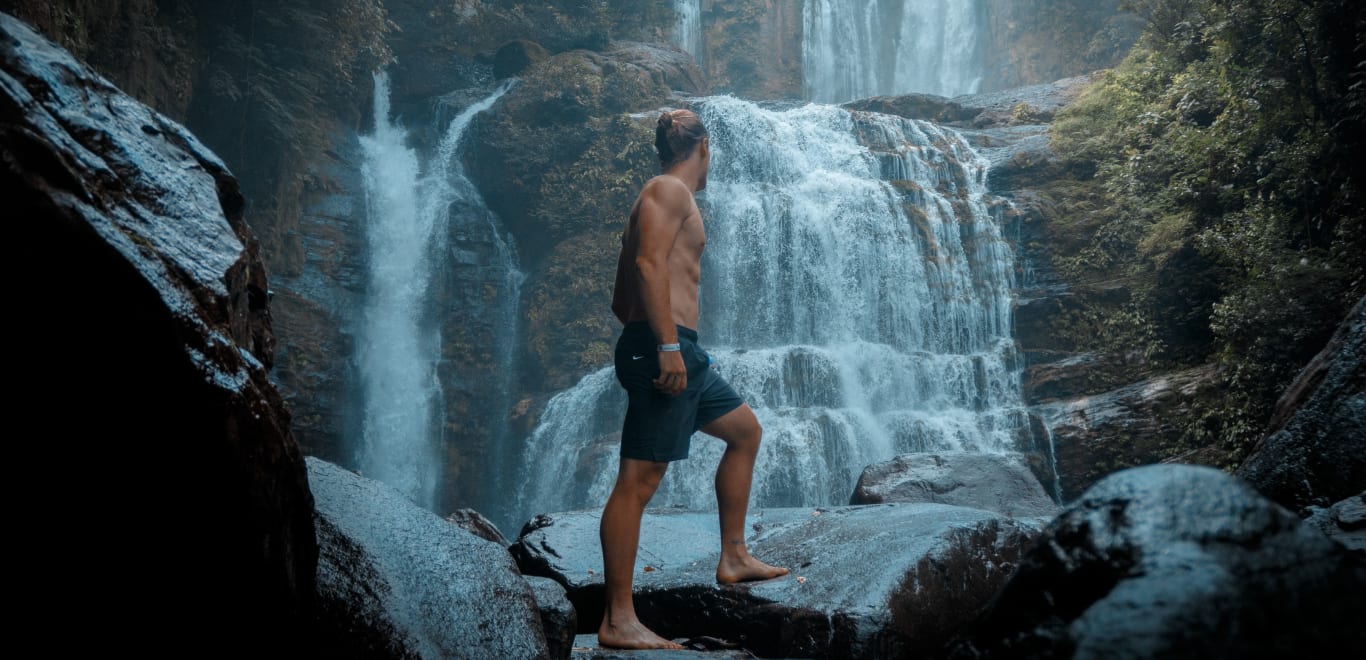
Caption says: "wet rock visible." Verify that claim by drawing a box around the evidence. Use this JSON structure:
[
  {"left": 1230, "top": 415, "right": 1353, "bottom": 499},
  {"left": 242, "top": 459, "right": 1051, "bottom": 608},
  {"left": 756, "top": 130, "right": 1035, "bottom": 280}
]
[
  {"left": 494, "top": 39, "right": 550, "bottom": 79},
  {"left": 850, "top": 452, "right": 1059, "bottom": 517},
  {"left": 946, "top": 464, "right": 1366, "bottom": 658},
  {"left": 842, "top": 93, "right": 976, "bottom": 123},
  {"left": 446, "top": 508, "right": 512, "bottom": 547},
  {"left": 512, "top": 505, "right": 1043, "bottom": 659},
  {"left": 309, "top": 458, "right": 549, "bottom": 659},
  {"left": 1038, "top": 364, "right": 1219, "bottom": 500},
  {"left": 528, "top": 575, "right": 578, "bottom": 660},
  {"left": 571, "top": 633, "right": 755, "bottom": 659},
  {"left": 952, "top": 74, "right": 1102, "bottom": 128},
  {"left": 700, "top": 0, "right": 803, "bottom": 99},
  {"left": 1304, "top": 491, "right": 1366, "bottom": 556},
  {"left": 1237, "top": 296, "right": 1366, "bottom": 512},
  {"left": 3, "top": 12, "right": 314, "bottom": 651}
]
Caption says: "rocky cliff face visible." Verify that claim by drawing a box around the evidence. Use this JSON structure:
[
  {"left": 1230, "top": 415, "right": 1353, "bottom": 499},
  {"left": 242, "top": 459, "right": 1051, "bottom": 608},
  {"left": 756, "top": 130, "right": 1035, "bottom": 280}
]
[
  {"left": 2, "top": 12, "right": 315, "bottom": 650},
  {"left": 1237, "top": 296, "right": 1365, "bottom": 512}
]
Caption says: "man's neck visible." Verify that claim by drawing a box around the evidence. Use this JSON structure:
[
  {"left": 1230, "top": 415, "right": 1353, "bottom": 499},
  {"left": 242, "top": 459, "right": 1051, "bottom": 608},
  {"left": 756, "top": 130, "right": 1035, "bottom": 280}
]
[{"left": 663, "top": 166, "right": 700, "bottom": 193}]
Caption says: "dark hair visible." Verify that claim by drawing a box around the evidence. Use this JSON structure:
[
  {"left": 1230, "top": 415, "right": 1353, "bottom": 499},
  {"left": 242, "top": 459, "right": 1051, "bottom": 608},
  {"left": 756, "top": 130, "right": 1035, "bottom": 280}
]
[{"left": 655, "top": 109, "right": 708, "bottom": 170}]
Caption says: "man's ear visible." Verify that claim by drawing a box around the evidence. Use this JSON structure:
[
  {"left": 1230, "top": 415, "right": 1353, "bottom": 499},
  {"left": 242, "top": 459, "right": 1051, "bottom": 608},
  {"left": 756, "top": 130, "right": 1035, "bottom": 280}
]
[{"left": 701, "top": 136, "right": 710, "bottom": 156}]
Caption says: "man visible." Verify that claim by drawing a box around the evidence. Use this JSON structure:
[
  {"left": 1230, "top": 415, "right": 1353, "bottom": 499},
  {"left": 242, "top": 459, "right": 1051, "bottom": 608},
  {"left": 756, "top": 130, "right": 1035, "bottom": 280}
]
[{"left": 598, "top": 108, "right": 789, "bottom": 651}]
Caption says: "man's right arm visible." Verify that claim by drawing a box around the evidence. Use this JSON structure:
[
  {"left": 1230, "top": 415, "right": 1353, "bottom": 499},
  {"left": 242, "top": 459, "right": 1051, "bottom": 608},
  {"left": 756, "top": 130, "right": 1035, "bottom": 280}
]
[{"left": 633, "top": 179, "right": 690, "bottom": 395}]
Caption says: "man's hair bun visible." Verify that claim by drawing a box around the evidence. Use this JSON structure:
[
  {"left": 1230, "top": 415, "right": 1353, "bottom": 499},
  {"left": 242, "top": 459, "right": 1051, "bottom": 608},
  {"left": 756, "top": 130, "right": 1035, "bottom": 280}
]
[{"left": 657, "top": 111, "right": 675, "bottom": 131}]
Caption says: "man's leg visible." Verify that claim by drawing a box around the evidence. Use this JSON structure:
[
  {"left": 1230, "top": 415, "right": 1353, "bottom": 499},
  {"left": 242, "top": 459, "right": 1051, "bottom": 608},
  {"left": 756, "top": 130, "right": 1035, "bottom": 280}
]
[
  {"left": 598, "top": 457, "right": 683, "bottom": 650},
  {"left": 700, "top": 403, "right": 790, "bottom": 584}
]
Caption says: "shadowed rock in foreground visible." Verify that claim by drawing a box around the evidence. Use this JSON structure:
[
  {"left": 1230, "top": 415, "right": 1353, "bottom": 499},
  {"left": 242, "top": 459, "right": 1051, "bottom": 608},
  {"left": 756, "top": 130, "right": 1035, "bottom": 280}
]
[
  {"left": 946, "top": 464, "right": 1366, "bottom": 658},
  {"left": 512, "top": 505, "right": 1047, "bottom": 659},
  {"left": 310, "top": 459, "right": 549, "bottom": 660},
  {"left": 2, "top": 12, "right": 314, "bottom": 651},
  {"left": 308, "top": 458, "right": 550, "bottom": 659},
  {"left": 1237, "top": 295, "right": 1365, "bottom": 513}
]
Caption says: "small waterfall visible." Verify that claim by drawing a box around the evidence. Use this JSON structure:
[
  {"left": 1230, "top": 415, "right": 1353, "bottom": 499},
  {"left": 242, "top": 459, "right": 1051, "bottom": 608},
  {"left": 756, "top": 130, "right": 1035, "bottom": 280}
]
[
  {"left": 672, "top": 0, "right": 702, "bottom": 61},
  {"left": 356, "top": 73, "right": 514, "bottom": 510},
  {"left": 515, "top": 96, "right": 1027, "bottom": 521},
  {"left": 802, "top": 0, "right": 987, "bottom": 102}
]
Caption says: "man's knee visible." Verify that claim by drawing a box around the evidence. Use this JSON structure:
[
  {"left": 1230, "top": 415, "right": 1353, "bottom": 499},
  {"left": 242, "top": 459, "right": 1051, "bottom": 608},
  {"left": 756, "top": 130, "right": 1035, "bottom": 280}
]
[
  {"left": 619, "top": 458, "right": 669, "bottom": 492},
  {"left": 728, "top": 417, "right": 762, "bottom": 452}
]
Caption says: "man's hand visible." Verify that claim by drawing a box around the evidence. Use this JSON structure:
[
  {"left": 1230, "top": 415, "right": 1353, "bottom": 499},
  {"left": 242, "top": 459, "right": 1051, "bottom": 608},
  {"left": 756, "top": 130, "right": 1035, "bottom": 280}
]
[{"left": 653, "top": 350, "right": 687, "bottom": 396}]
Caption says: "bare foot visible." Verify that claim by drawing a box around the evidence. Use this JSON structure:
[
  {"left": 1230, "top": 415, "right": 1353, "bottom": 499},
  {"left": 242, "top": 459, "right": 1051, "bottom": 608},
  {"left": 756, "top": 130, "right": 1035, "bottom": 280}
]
[
  {"left": 716, "top": 553, "right": 790, "bottom": 584},
  {"left": 598, "top": 618, "right": 684, "bottom": 650}
]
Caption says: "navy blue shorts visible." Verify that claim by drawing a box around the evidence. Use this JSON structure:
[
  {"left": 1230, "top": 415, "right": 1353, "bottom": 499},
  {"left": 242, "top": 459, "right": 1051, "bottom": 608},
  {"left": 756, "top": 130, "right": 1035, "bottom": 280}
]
[{"left": 613, "top": 321, "right": 745, "bottom": 462}]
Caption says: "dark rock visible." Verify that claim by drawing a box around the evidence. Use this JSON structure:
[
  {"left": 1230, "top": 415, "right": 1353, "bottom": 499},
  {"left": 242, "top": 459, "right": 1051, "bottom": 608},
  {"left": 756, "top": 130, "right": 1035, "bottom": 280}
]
[
  {"left": 446, "top": 508, "right": 513, "bottom": 547},
  {"left": 512, "top": 505, "right": 1043, "bottom": 658},
  {"left": 606, "top": 41, "right": 709, "bottom": 96},
  {"left": 309, "top": 458, "right": 549, "bottom": 659},
  {"left": 850, "top": 452, "right": 1059, "bottom": 517},
  {"left": 1237, "top": 295, "right": 1366, "bottom": 512},
  {"left": 571, "top": 633, "right": 755, "bottom": 659},
  {"left": 1304, "top": 491, "right": 1366, "bottom": 556},
  {"left": 952, "top": 74, "right": 1102, "bottom": 128},
  {"left": 842, "top": 93, "right": 977, "bottom": 123},
  {"left": 700, "top": 0, "right": 803, "bottom": 100},
  {"left": 494, "top": 39, "right": 550, "bottom": 79},
  {"left": 3, "top": 12, "right": 314, "bottom": 651},
  {"left": 527, "top": 575, "right": 578, "bottom": 660},
  {"left": 946, "top": 464, "right": 1366, "bottom": 658},
  {"left": 1038, "top": 365, "right": 1219, "bottom": 500}
]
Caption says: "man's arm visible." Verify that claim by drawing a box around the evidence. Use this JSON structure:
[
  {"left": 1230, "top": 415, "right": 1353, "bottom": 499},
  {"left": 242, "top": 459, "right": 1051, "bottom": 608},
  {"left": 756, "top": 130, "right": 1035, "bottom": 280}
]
[{"left": 633, "top": 178, "right": 690, "bottom": 395}]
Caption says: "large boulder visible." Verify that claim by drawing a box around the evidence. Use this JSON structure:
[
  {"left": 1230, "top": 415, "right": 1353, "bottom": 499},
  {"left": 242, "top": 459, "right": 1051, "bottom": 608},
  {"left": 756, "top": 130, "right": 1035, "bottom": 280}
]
[
  {"left": 527, "top": 575, "right": 578, "bottom": 660},
  {"left": 1304, "top": 491, "right": 1366, "bottom": 556},
  {"left": 850, "top": 452, "right": 1059, "bottom": 517},
  {"left": 1040, "top": 364, "right": 1219, "bottom": 500},
  {"left": 1237, "top": 295, "right": 1365, "bottom": 512},
  {"left": 512, "top": 505, "right": 1043, "bottom": 658},
  {"left": 3, "top": 12, "right": 315, "bottom": 651},
  {"left": 309, "top": 458, "right": 549, "bottom": 659},
  {"left": 946, "top": 465, "right": 1366, "bottom": 658}
]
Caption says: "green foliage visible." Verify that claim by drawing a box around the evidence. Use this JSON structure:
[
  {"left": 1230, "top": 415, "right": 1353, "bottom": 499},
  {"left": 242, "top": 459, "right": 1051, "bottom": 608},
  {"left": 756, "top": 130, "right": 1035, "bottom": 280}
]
[{"left": 1050, "top": 0, "right": 1366, "bottom": 463}]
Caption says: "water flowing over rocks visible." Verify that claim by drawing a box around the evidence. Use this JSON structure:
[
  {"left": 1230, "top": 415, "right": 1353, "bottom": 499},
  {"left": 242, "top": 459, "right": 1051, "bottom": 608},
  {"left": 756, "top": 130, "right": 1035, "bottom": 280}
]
[
  {"left": 946, "top": 464, "right": 1366, "bottom": 658},
  {"left": 2, "top": 12, "right": 315, "bottom": 650},
  {"left": 850, "top": 452, "right": 1059, "bottom": 518},
  {"left": 1236, "top": 295, "right": 1366, "bottom": 512},
  {"left": 511, "top": 505, "right": 1043, "bottom": 658},
  {"left": 309, "top": 458, "right": 549, "bottom": 659}
]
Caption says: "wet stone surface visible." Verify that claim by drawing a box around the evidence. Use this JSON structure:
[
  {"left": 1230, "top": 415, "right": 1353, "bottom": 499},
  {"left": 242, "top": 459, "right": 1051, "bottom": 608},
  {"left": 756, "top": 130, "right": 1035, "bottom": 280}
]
[{"left": 513, "top": 504, "right": 1046, "bottom": 659}]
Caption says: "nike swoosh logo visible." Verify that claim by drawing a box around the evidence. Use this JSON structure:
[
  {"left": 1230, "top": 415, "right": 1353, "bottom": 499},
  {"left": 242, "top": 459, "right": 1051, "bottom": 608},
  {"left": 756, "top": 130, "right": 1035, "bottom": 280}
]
[{"left": 632, "top": 355, "right": 645, "bottom": 360}]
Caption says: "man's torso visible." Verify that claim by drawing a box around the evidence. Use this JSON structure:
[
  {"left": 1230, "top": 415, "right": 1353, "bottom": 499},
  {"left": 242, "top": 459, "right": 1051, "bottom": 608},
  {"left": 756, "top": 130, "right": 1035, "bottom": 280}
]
[{"left": 613, "top": 175, "right": 705, "bottom": 330}]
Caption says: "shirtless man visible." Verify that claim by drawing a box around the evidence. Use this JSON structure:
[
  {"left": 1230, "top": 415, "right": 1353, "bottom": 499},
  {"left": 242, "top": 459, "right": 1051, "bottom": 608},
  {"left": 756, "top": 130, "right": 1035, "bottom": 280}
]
[{"left": 598, "top": 109, "right": 789, "bottom": 651}]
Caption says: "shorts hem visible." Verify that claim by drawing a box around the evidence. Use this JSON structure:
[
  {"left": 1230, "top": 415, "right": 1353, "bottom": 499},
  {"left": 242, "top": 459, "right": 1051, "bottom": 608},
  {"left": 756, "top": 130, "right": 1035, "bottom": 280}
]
[
  {"left": 694, "top": 399, "right": 744, "bottom": 432},
  {"left": 619, "top": 446, "right": 689, "bottom": 463}
]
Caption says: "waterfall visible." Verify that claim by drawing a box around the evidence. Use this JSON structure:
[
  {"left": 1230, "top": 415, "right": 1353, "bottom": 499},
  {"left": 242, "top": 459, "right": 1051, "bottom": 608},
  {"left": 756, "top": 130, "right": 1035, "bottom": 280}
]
[
  {"left": 672, "top": 0, "right": 702, "bottom": 61},
  {"left": 514, "top": 96, "right": 1027, "bottom": 521},
  {"left": 356, "top": 73, "right": 515, "bottom": 510},
  {"left": 802, "top": 0, "right": 987, "bottom": 102}
]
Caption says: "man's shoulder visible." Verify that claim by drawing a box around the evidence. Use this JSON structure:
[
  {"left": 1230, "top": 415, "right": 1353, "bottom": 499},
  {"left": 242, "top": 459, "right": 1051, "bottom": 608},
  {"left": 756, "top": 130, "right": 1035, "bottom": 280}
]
[{"left": 640, "top": 175, "right": 693, "bottom": 212}]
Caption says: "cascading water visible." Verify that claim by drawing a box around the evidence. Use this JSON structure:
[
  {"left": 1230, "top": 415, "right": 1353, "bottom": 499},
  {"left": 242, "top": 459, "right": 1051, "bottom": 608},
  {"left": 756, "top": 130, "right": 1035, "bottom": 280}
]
[
  {"left": 672, "top": 0, "right": 702, "bottom": 61},
  {"left": 514, "top": 96, "right": 1028, "bottom": 522},
  {"left": 356, "top": 73, "right": 515, "bottom": 510},
  {"left": 802, "top": 0, "right": 987, "bottom": 102}
]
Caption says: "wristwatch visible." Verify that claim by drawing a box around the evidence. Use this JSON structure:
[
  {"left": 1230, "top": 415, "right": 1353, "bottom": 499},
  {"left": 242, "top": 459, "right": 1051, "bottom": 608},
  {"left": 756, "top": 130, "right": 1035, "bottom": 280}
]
[{"left": 658, "top": 343, "right": 681, "bottom": 352}]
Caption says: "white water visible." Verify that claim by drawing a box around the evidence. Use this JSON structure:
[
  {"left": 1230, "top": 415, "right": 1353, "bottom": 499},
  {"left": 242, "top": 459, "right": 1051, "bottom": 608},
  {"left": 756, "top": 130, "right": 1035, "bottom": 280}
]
[
  {"left": 357, "top": 73, "right": 514, "bottom": 510},
  {"left": 802, "top": 0, "right": 986, "bottom": 102},
  {"left": 673, "top": 0, "right": 702, "bottom": 61},
  {"left": 515, "top": 96, "right": 1027, "bottom": 520}
]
